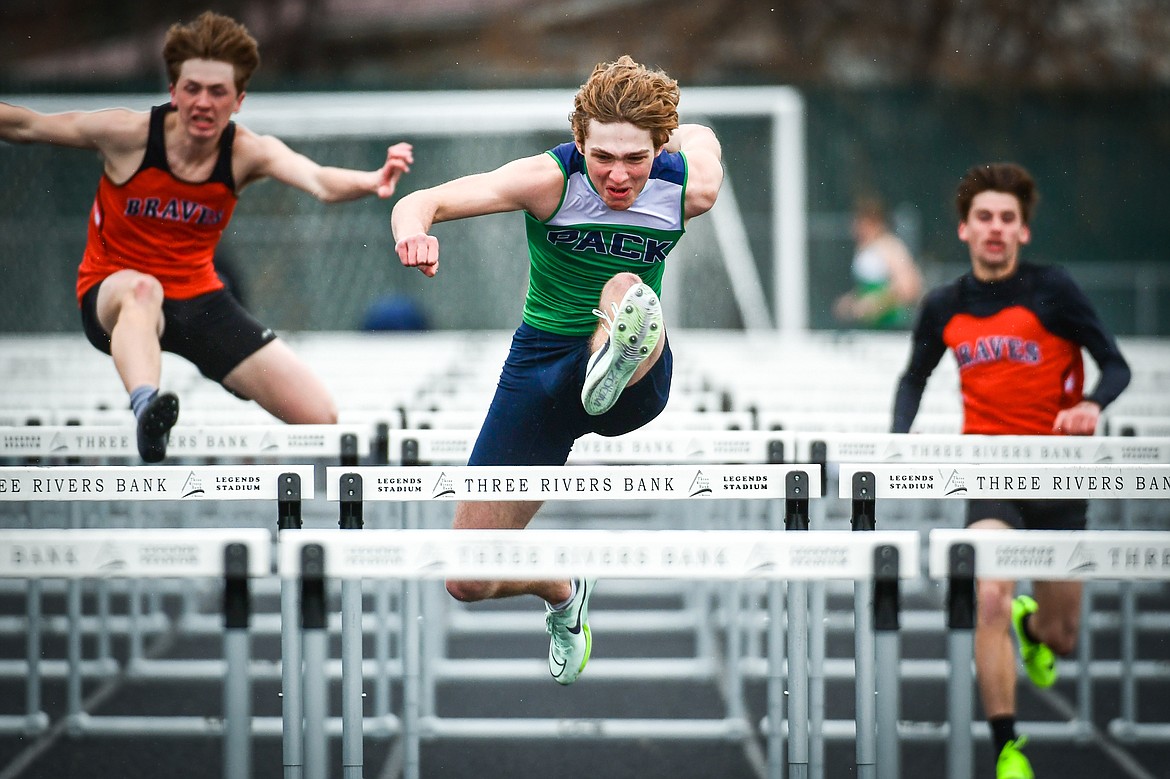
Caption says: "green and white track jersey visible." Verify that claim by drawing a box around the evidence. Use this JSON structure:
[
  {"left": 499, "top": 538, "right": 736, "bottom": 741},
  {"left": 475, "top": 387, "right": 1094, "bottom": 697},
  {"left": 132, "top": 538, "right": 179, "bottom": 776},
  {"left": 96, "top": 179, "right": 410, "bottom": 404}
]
[{"left": 522, "top": 142, "right": 688, "bottom": 335}]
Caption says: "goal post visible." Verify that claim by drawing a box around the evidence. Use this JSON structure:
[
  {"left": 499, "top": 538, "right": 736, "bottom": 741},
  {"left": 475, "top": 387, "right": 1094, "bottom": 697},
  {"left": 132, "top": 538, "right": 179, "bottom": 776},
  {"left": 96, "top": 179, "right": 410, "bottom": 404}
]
[{"left": 2, "top": 87, "right": 807, "bottom": 332}]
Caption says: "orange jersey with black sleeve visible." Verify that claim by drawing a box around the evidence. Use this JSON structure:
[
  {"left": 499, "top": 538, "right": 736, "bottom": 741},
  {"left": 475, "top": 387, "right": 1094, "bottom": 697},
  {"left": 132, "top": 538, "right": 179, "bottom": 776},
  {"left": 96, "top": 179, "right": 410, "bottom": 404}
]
[
  {"left": 76, "top": 104, "right": 238, "bottom": 302},
  {"left": 892, "top": 262, "right": 1130, "bottom": 434}
]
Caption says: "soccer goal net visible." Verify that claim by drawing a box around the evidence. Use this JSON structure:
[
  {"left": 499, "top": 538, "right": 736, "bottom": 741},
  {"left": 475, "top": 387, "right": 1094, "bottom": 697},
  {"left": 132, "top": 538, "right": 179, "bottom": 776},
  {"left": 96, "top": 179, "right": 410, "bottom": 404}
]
[{"left": 0, "top": 88, "right": 805, "bottom": 334}]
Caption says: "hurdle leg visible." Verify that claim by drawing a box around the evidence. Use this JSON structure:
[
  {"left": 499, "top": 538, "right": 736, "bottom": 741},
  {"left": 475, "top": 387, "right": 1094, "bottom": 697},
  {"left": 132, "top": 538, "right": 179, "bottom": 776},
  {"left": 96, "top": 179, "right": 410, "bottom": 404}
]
[
  {"left": 338, "top": 473, "right": 366, "bottom": 779},
  {"left": 279, "top": 473, "right": 306, "bottom": 779},
  {"left": 281, "top": 574, "right": 304, "bottom": 779},
  {"left": 850, "top": 472, "right": 877, "bottom": 779},
  {"left": 787, "top": 579, "right": 809, "bottom": 779},
  {"left": 766, "top": 578, "right": 787, "bottom": 779},
  {"left": 402, "top": 504, "right": 423, "bottom": 779},
  {"left": 1075, "top": 585, "right": 1093, "bottom": 731},
  {"left": 724, "top": 580, "right": 747, "bottom": 724},
  {"left": 66, "top": 578, "right": 84, "bottom": 733},
  {"left": 946, "top": 542, "right": 976, "bottom": 779},
  {"left": 1118, "top": 499, "right": 1138, "bottom": 732},
  {"left": 783, "top": 473, "right": 812, "bottom": 779},
  {"left": 25, "top": 580, "right": 46, "bottom": 732},
  {"left": 873, "top": 545, "right": 901, "bottom": 779},
  {"left": 300, "top": 544, "right": 329, "bottom": 779},
  {"left": 96, "top": 580, "right": 113, "bottom": 666},
  {"left": 341, "top": 579, "right": 364, "bottom": 779},
  {"left": 808, "top": 488, "right": 829, "bottom": 779},
  {"left": 808, "top": 580, "right": 826, "bottom": 779},
  {"left": 854, "top": 579, "right": 876, "bottom": 779},
  {"left": 374, "top": 581, "right": 394, "bottom": 718},
  {"left": 223, "top": 544, "right": 253, "bottom": 779}
]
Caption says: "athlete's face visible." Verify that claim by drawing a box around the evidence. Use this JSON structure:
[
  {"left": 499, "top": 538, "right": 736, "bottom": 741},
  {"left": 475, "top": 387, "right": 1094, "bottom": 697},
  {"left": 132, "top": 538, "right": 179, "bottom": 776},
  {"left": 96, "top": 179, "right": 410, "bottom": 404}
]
[
  {"left": 958, "top": 190, "right": 1031, "bottom": 281},
  {"left": 169, "top": 59, "right": 244, "bottom": 142},
  {"left": 578, "top": 120, "right": 660, "bottom": 211}
]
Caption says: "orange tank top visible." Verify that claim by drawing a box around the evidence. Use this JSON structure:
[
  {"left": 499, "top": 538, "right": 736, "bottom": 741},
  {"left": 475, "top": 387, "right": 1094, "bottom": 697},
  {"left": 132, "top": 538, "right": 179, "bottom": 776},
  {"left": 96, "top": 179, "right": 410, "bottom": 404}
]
[{"left": 77, "top": 104, "right": 239, "bottom": 302}]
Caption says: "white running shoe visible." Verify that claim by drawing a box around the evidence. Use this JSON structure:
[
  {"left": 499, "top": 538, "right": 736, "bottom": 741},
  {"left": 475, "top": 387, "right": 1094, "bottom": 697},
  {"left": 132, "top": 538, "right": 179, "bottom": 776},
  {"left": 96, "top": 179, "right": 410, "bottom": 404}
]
[
  {"left": 581, "top": 283, "right": 662, "bottom": 416},
  {"left": 545, "top": 577, "right": 595, "bottom": 685}
]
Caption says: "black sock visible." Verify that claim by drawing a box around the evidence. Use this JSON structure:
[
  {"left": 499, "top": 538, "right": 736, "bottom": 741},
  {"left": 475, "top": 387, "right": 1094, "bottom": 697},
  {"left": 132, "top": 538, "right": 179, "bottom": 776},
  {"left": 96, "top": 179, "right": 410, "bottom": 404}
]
[
  {"left": 989, "top": 716, "right": 1017, "bottom": 753},
  {"left": 1021, "top": 612, "right": 1039, "bottom": 644}
]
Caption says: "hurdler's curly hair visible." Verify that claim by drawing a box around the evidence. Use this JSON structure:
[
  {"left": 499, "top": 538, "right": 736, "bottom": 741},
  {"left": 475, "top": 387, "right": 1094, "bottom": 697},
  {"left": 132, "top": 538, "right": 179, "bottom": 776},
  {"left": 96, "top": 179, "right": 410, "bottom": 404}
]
[
  {"left": 570, "top": 55, "right": 680, "bottom": 149},
  {"left": 163, "top": 11, "right": 260, "bottom": 94}
]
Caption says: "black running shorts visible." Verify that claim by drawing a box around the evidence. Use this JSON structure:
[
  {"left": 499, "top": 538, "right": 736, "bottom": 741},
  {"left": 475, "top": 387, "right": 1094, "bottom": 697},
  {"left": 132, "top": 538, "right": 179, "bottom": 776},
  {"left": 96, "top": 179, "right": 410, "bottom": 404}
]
[{"left": 80, "top": 283, "right": 277, "bottom": 384}]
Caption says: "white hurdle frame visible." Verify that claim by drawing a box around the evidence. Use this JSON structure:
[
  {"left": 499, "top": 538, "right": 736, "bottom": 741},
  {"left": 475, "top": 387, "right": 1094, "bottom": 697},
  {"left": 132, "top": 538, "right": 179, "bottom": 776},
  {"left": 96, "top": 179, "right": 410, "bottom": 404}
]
[
  {"left": 317, "top": 463, "right": 826, "bottom": 779},
  {"left": 842, "top": 462, "right": 1170, "bottom": 779},
  {"left": 0, "top": 465, "right": 311, "bottom": 779},
  {"left": 0, "top": 526, "right": 271, "bottom": 779},
  {"left": 282, "top": 465, "right": 921, "bottom": 779},
  {"left": 785, "top": 433, "right": 1168, "bottom": 779}
]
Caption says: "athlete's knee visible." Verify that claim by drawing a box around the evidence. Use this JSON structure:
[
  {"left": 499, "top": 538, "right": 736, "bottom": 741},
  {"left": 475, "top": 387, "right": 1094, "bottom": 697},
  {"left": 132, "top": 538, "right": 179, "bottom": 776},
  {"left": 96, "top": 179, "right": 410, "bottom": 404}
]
[
  {"left": 446, "top": 579, "right": 494, "bottom": 603},
  {"left": 976, "top": 580, "right": 1014, "bottom": 629},
  {"left": 125, "top": 274, "right": 164, "bottom": 308},
  {"left": 602, "top": 272, "right": 643, "bottom": 300},
  {"left": 309, "top": 398, "right": 338, "bottom": 425}
]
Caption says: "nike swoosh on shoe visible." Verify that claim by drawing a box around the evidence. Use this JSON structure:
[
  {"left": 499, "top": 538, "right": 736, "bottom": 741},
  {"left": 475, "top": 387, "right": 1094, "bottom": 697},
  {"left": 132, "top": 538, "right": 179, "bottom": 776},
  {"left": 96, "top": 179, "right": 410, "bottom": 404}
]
[{"left": 567, "top": 580, "right": 587, "bottom": 635}]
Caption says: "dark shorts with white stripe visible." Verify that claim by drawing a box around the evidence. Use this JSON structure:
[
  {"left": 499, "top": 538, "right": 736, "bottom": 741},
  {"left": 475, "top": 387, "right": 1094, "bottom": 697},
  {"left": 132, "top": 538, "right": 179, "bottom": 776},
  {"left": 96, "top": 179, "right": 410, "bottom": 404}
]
[{"left": 468, "top": 322, "right": 672, "bottom": 466}]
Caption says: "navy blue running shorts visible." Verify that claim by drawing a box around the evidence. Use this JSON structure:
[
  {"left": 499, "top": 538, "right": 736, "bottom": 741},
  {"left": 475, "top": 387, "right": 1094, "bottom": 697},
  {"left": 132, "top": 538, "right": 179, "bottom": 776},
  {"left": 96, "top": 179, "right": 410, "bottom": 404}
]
[
  {"left": 965, "top": 498, "right": 1089, "bottom": 531},
  {"left": 468, "top": 322, "right": 673, "bottom": 466},
  {"left": 80, "top": 282, "right": 277, "bottom": 384}
]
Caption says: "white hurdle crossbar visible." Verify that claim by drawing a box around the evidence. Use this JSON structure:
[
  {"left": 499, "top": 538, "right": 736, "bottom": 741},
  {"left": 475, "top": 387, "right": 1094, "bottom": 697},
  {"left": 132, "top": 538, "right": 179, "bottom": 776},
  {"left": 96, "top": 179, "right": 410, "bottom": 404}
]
[
  {"left": 841, "top": 462, "right": 1170, "bottom": 779},
  {"left": 385, "top": 428, "right": 796, "bottom": 466},
  {"left": 0, "top": 424, "right": 369, "bottom": 461},
  {"left": 0, "top": 526, "right": 271, "bottom": 779},
  {"left": 0, "top": 464, "right": 315, "bottom": 501}
]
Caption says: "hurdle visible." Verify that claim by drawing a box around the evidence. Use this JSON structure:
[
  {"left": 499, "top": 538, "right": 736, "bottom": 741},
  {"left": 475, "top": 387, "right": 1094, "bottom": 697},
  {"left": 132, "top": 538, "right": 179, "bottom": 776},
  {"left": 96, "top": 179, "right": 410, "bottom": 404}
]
[
  {"left": 0, "top": 465, "right": 310, "bottom": 752},
  {"left": 0, "top": 525, "right": 270, "bottom": 779},
  {"left": 779, "top": 434, "right": 1170, "bottom": 779},
  {"left": 845, "top": 462, "right": 1170, "bottom": 779},
  {"left": 283, "top": 460, "right": 920, "bottom": 779},
  {"left": 378, "top": 428, "right": 795, "bottom": 684}
]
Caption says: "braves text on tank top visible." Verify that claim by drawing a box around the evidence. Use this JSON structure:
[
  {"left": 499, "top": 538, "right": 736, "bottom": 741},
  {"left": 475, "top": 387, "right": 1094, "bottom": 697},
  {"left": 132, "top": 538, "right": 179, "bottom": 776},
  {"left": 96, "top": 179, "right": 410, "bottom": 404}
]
[
  {"left": 931, "top": 264, "right": 1099, "bottom": 433},
  {"left": 77, "top": 104, "right": 238, "bottom": 302},
  {"left": 522, "top": 142, "right": 687, "bottom": 335}
]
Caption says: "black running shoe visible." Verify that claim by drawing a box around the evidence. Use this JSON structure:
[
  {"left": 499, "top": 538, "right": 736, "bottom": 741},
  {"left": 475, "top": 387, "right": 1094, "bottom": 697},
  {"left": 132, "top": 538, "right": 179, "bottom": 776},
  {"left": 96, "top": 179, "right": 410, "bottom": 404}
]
[{"left": 136, "top": 392, "right": 179, "bottom": 463}]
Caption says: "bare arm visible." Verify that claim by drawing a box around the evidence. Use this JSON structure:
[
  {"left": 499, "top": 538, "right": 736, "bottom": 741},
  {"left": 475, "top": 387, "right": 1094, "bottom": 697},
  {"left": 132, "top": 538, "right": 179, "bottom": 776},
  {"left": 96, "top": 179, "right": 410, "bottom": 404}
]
[
  {"left": 0, "top": 103, "right": 148, "bottom": 173},
  {"left": 234, "top": 126, "right": 413, "bottom": 202},
  {"left": 391, "top": 153, "right": 564, "bottom": 277},
  {"left": 883, "top": 236, "right": 923, "bottom": 305},
  {"left": 663, "top": 124, "right": 723, "bottom": 219}
]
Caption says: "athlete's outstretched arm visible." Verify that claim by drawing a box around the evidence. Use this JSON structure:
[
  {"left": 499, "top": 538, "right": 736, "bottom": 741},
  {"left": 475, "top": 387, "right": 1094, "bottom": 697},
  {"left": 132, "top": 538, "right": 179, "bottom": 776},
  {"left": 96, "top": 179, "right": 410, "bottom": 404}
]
[
  {"left": 391, "top": 153, "right": 564, "bottom": 278},
  {"left": 0, "top": 103, "right": 146, "bottom": 155},
  {"left": 664, "top": 124, "right": 723, "bottom": 219},
  {"left": 236, "top": 126, "right": 413, "bottom": 202}
]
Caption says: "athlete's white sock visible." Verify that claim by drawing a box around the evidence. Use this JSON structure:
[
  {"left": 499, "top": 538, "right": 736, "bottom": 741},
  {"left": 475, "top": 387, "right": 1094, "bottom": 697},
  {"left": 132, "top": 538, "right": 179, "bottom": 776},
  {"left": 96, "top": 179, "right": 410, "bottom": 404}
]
[{"left": 548, "top": 578, "right": 578, "bottom": 612}]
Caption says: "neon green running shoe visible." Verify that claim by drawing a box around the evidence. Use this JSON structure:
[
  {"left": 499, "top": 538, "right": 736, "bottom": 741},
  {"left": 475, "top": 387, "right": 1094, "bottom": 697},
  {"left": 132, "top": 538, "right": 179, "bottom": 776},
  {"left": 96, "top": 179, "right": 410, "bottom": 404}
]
[
  {"left": 581, "top": 283, "right": 662, "bottom": 416},
  {"left": 997, "top": 736, "right": 1034, "bottom": 779},
  {"left": 1012, "top": 595, "right": 1056, "bottom": 688},
  {"left": 546, "top": 577, "right": 594, "bottom": 685}
]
